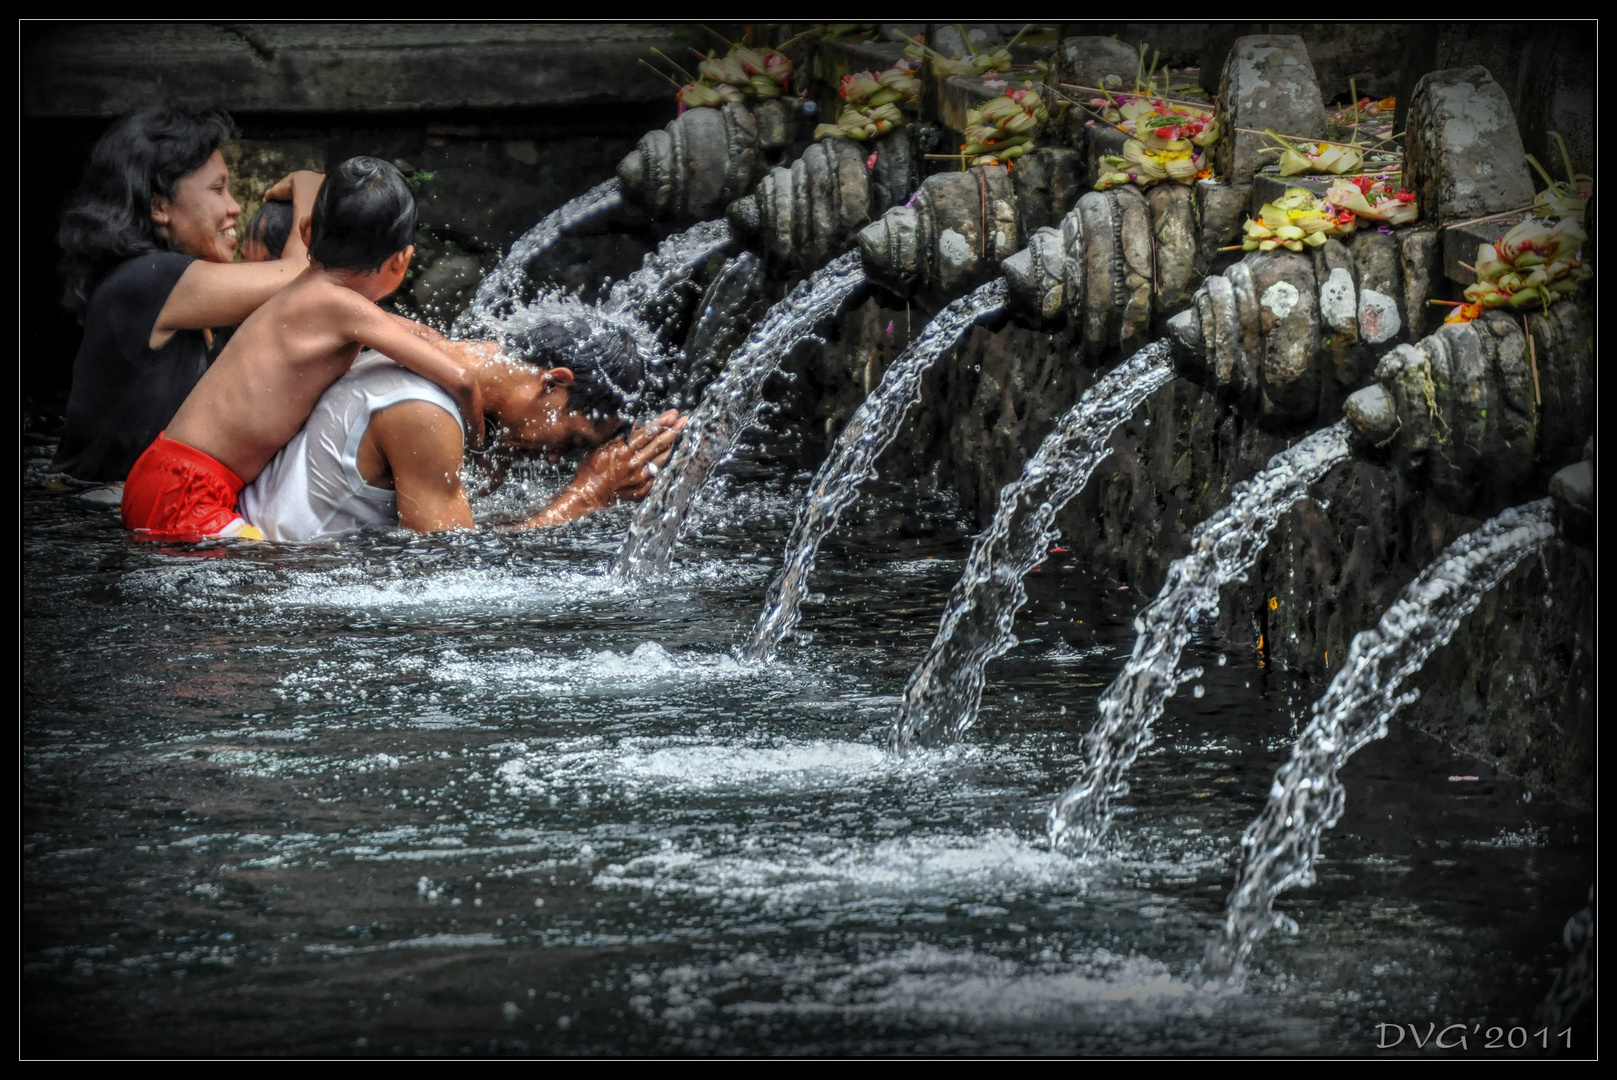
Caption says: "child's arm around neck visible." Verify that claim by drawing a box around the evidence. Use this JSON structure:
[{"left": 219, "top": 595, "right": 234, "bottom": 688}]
[{"left": 334, "top": 295, "right": 487, "bottom": 449}]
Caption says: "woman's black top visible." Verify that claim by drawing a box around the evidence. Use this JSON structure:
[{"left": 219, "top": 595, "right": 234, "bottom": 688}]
[{"left": 52, "top": 251, "right": 206, "bottom": 482}]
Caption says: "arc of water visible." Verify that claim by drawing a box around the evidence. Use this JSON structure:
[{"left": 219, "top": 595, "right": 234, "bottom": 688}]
[
  {"left": 451, "top": 178, "right": 625, "bottom": 339},
  {"left": 1202, "top": 499, "right": 1558, "bottom": 982},
  {"left": 604, "top": 218, "right": 733, "bottom": 319},
  {"left": 611, "top": 252, "right": 868, "bottom": 582},
  {"left": 1046, "top": 419, "right": 1355, "bottom": 855},
  {"left": 599, "top": 219, "right": 734, "bottom": 404},
  {"left": 743, "top": 279, "right": 1010, "bottom": 663},
  {"left": 674, "top": 251, "right": 772, "bottom": 412},
  {"left": 890, "top": 341, "right": 1177, "bottom": 752}
]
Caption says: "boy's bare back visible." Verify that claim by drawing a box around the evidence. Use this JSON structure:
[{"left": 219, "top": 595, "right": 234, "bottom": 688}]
[{"left": 165, "top": 270, "right": 380, "bottom": 483}]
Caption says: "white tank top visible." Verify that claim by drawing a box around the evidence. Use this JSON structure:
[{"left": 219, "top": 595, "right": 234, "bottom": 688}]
[{"left": 239, "top": 350, "right": 464, "bottom": 541}]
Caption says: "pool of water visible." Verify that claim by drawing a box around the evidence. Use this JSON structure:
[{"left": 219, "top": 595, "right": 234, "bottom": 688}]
[{"left": 22, "top": 441, "right": 1593, "bottom": 1056}]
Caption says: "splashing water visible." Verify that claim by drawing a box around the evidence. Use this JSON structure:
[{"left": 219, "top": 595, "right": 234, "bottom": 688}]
[
  {"left": 890, "top": 341, "right": 1177, "bottom": 751},
  {"left": 1202, "top": 499, "right": 1559, "bottom": 981},
  {"left": 490, "top": 296, "right": 677, "bottom": 418},
  {"left": 743, "top": 280, "right": 1009, "bottom": 663},
  {"left": 674, "top": 252, "right": 774, "bottom": 411},
  {"left": 611, "top": 252, "right": 867, "bottom": 582},
  {"left": 467, "top": 219, "right": 732, "bottom": 414},
  {"left": 1046, "top": 419, "right": 1354, "bottom": 854},
  {"left": 604, "top": 218, "right": 732, "bottom": 328},
  {"left": 452, "top": 178, "right": 625, "bottom": 338}
]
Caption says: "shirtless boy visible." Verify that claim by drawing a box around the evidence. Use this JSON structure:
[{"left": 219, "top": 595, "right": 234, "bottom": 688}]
[
  {"left": 239, "top": 318, "right": 686, "bottom": 540},
  {"left": 121, "top": 156, "right": 482, "bottom": 542}
]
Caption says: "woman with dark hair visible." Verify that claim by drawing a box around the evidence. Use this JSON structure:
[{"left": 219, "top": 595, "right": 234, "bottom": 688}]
[{"left": 52, "top": 105, "right": 323, "bottom": 482}]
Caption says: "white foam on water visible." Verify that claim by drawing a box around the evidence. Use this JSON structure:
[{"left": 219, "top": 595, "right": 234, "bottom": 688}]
[
  {"left": 120, "top": 562, "right": 280, "bottom": 609},
  {"left": 593, "top": 828, "right": 1089, "bottom": 912},
  {"left": 1464, "top": 826, "right": 1551, "bottom": 849},
  {"left": 613, "top": 741, "right": 890, "bottom": 790},
  {"left": 1041, "top": 641, "right": 1111, "bottom": 666},
  {"left": 496, "top": 727, "right": 948, "bottom": 799},
  {"left": 500, "top": 737, "right": 893, "bottom": 797},
  {"left": 633, "top": 943, "right": 1216, "bottom": 1032},
  {"left": 304, "top": 932, "right": 505, "bottom": 957},
  {"left": 273, "top": 565, "right": 609, "bottom": 613},
  {"left": 432, "top": 641, "right": 757, "bottom": 699}
]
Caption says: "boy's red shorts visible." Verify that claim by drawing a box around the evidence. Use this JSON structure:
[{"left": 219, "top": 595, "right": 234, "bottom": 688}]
[{"left": 121, "top": 433, "right": 265, "bottom": 542}]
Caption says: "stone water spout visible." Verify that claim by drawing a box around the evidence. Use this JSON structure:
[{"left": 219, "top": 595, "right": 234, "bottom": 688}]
[
  {"left": 856, "top": 164, "right": 1022, "bottom": 298},
  {"left": 1162, "top": 231, "right": 1447, "bottom": 424},
  {"left": 1340, "top": 300, "right": 1593, "bottom": 511},
  {"left": 1001, "top": 185, "right": 1197, "bottom": 356},
  {"left": 616, "top": 99, "right": 795, "bottom": 223},
  {"left": 726, "top": 134, "right": 921, "bottom": 274}
]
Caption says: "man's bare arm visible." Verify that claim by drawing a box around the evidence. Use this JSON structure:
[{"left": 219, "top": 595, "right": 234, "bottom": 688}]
[
  {"left": 520, "top": 412, "right": 686, "bottom": 530},
  {"left": 367, "top": 400, "right": 475, "bottom": 533}
]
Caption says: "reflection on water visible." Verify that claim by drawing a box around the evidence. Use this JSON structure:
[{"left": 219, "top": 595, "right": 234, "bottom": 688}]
[{"left": 22, "top": 441, "right": 1593, "bottom": 1056}]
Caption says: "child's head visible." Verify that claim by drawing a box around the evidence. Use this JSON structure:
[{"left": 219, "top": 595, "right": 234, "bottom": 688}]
[
  {"left": 307, "top": 156, "right": 416, "bottom": 277},
  {"left": 239, "top": 199, "right": 294, "bottom": 262}
]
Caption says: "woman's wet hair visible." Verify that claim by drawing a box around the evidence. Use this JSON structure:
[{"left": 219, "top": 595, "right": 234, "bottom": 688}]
[
  {"left": 504, "top": 317, "right": 648, "bottom": 422},
  {"left": 57, "top": 105, "right": 234, "bottom": 317},
  {"left": 307, "top": 156, "right": 416, "bottom": 273},
  {"left": 242, "top": 199, "right": 294, "bottom": 261}
]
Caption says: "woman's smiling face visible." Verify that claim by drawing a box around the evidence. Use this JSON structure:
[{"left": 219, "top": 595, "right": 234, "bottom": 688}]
[{"left": 151, "top": 150, "right": 242, "bottom": 263}]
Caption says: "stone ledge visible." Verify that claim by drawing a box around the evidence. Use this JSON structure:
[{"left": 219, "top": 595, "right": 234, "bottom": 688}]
[{"left": 22, "top": 22, "right": 706, "bottom": 117}]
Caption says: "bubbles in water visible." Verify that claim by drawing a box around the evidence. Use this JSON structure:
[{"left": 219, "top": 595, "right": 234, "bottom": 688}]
[
  {"left": 1193, "top": 685, "right": 1205, "bottom": 699},
  {"left": 1217, "top": 654, "right": 1227, "bottom": 667}
]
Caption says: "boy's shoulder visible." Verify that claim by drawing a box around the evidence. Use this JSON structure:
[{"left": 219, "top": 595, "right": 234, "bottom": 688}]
[{"left": 279, "top": 272, "right": 377, "bottom": 317}]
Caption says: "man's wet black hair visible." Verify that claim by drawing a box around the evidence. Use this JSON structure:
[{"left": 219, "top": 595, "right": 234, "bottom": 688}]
[
  {"left": 242, "top": 199, "right": 294, "bottom": 260},
  {"left": 504, "top": 317, "right": 647, "bottom": 422},
  {"left": 307, "top": 156, "right": 416, "bottom": 273},
  {"left": 58, "top": 105, "right": 234, "bottom": 317}
]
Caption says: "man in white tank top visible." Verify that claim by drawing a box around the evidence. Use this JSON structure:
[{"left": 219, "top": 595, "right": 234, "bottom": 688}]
[{"left": 239, "top": 321, "right": 683, "bottom": 541}]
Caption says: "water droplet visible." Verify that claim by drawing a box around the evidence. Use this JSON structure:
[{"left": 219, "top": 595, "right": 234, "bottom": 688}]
[
  {"left": 1543, "top": 595, "right": 1553, "bottom": 607},
  {"left": 1193, "top": 684, "right": 1206, "bottom": 699},
  {"left": 1217, "top": 654, "right": 1227, "bottom": 666}
]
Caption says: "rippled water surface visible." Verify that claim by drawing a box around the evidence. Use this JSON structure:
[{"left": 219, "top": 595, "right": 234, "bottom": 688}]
[{"left": 22, "top": 443, "right": 1592, "bottom": 1057}]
